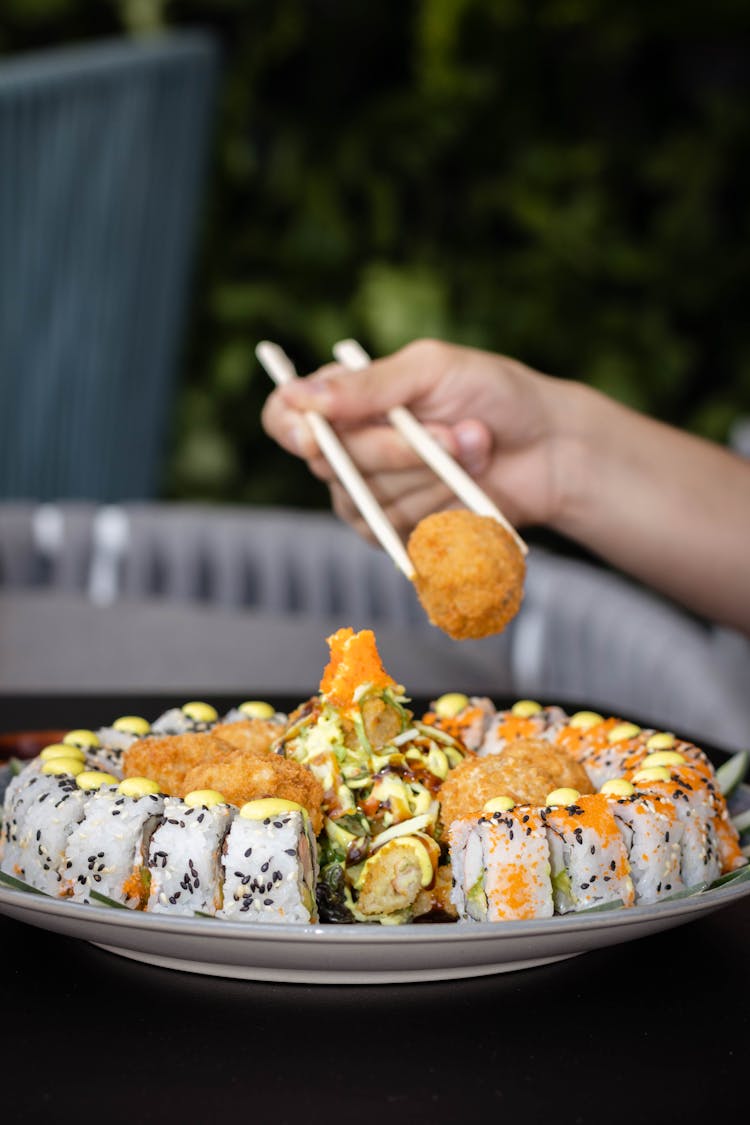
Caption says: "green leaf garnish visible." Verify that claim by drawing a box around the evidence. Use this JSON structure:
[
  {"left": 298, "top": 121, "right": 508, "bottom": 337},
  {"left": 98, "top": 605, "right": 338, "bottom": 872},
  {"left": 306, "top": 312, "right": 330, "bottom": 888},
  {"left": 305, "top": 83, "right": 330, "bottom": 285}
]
[
  {"left": 0, "top": 869, "right": 48, "bottom": 895},
  {"left": 575, "top": 898, "right": 624, "bottom": 915},
  {"left": 89, "top": 889, "right": 130, "bottom": 909}
]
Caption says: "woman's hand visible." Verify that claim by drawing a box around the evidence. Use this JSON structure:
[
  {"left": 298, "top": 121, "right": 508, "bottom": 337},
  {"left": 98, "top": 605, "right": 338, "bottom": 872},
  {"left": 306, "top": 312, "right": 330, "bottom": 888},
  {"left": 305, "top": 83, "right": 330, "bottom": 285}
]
[
  {"left": 261, "top": 338, "right": 588, "bottom": 543},
  {"left": 262, "top": 337, "right": 750, "bottom": 634}
]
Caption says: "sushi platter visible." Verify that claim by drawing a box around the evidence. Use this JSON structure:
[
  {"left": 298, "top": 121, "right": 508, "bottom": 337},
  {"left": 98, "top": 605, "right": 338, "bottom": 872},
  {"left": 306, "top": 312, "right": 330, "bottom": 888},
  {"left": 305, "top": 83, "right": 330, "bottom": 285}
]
[{"left": 1, "top": 628, "right": 749, "bottom": 984}]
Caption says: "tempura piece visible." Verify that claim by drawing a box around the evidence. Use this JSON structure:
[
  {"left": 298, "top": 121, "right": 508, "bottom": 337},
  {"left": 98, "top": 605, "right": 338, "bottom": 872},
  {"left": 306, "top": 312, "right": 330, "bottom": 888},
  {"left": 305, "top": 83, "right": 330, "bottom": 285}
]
[
  {"left": 182, "top": 751, "right": 324, "bottom": 835},
  {"left": 212, "top": 719, "right": 280, "bottom": 755},
  {"left": 407, "top": 510, "right": 525, "bottom": 640},
  {"left": 122, "top": 733, "right": 234, "bottom": 797},
  {"left": 439, "top": 738, "right": 593, "bottom": 829}
]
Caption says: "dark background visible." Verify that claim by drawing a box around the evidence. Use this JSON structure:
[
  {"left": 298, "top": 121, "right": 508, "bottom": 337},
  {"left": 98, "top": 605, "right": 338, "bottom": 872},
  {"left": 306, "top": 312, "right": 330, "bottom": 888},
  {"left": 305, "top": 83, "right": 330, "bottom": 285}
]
[{"left": 3, "top": 0, "right": 749, "bottom": 509}]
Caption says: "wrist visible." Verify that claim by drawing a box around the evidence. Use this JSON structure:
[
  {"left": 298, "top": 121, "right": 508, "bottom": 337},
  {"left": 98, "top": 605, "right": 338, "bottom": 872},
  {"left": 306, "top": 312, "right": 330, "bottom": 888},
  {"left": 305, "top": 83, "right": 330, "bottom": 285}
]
[{"left": 544, "top": 378, "right": 612, "bottom": 538}]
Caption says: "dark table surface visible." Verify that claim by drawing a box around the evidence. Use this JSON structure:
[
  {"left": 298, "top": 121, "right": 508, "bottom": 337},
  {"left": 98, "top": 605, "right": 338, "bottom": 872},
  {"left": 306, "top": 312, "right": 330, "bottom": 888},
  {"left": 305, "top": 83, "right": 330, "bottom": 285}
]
[{"left": 2, "top": 694, "right": 747, "bottom": 1124}]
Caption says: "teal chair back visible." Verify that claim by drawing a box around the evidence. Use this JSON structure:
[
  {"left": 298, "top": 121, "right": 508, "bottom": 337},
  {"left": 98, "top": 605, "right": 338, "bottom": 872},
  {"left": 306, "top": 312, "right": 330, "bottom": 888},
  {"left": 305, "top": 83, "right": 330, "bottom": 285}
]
[{"left": 0, "top": 33, "right": 217, "bottom": 499}]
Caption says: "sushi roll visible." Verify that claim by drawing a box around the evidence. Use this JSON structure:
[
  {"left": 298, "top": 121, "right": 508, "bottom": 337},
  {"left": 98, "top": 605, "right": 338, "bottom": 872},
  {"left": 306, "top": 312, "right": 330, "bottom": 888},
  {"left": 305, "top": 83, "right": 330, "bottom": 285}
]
[
  {"left": 450, "top": 798, "right": 554, "bottom": 922},
  {"left": 147, "top": 790, "right": 234, "bottom": 916},
  {"left": 1, "top": 747, "right": 90, "bottom": 880},
  {"left": 540, "top": 791, "right": 635, "bottom": 914},
  {"left": 221, "top": 700, "right": 287, "bottom": 728},
  {"left": 3, "top": 771, "right": 85, "bottom": 890},
  {"left": 92, "top": 716, "right": 153, "bottom": 774},
  {"left": 218, "top": 799, "right": 317, "bottom": 923},
  {"left": 479, "top": 701, "right": 569, "bottom": 758},
  {"left": 555, "top": 718, "right": 644, "bottom": 790},
  {"left": 150, "top": 701, "right": 219, "bottom": 736},
  {"left": 600, "top": 780, "right": 685, "bottom": 903},
  {"left": 422, "top": 693, "right": 497, "bottom": 752},
  {"left": 15, "top": 774, "right": 89, "bottom": 894},
  {"left": 57, "top": 729, "right": 125, "bottom": 779},
  {"left": 625, "top": 763, "right": 725, "bottom": 887},
  {"left": 2, "top": 767, "right": 50, "bottom": 875},
  {"left": 64, "top": 777, "right": 165, "bottom": 906}
]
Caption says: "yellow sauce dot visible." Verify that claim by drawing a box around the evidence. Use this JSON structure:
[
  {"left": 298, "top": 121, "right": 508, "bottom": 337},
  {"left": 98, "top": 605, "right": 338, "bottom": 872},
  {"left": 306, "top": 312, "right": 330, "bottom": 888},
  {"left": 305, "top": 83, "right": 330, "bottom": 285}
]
[
  {"left": 64, "top": 729, "right": 100, "bottom": 749},
  {"left": 77, "top": 771, "right": 119, "bottom": 791},
  {"left": 238, "top": 701, "right": 275, "bottom": 720},
  {"left": 40, "top": 743, "right": 86, "bottom": 763},
  {"left": 42, "top": 758, "right": 85, "bottom": 777},
  {"left": 112, "top": 715, "right": 151, "bottom": 736},
  {"left": 184, "top": 789, "right": 226, "bottom": 809},
  {"left": 569, "top": 711, "right": 604, "bottom": 730},
  {"left": 182, "top": 701, "right": 218, "bottom": 723},
  {"left": 118, "top": 776, "right": 161, "bottom": 798},
  {"left": 640, "top": 750, "right": 685, "bottom": 769},
  {"left": 607, "top": 722, "right": 642, "bottom": 743},
  {"left": 645, "top": 732, "right": 676, "bottom": 751},
  {"left": 483, "top": 795, "right": 516, "bottom": 813},
  {"left": 511, "top": 700, "right": 542, "bottom": 717},
  {"left": 433, "top": 693, "right": 470, "bottom": 719},
  {"left": 632, "top": 766, "right": 671, "bottom": 784},
  {"left": 239, "top": 798, "right": 304, "bottom": 820},
  {"left": 546, "top": 787, "right": 581, "bottom": 806},
  {"left": 600, "top": 778, "right": 636, "bottom": 798}
]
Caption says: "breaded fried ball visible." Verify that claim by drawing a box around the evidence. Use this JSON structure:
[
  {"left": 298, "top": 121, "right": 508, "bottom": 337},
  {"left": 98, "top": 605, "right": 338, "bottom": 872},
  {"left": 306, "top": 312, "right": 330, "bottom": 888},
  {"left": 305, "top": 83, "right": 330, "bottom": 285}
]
[
  {"left": 439, "top": 738, "right": 593, "bottom": 828},
  {"left": 182, "top": 751, "right": 324, "bottom": 835},
  {"left": 122, "top": 733, "right": 235, "bottom": 796},
  {"left": 212, "top": 719, "right": 281, "bottom": 755},
  {"left": 407, "top": 510, "right": 525, "bottom": 640}
]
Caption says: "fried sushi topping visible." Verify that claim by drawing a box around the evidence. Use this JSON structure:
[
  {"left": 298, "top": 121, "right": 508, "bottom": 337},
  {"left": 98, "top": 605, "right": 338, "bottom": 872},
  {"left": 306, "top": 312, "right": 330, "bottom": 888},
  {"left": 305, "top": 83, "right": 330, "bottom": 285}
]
[
  {"left": 438, "top": 738, "right": 594, "bottom": 830},
  {"left": 407, "top": 510, "right": 525, "bottom": 641}
]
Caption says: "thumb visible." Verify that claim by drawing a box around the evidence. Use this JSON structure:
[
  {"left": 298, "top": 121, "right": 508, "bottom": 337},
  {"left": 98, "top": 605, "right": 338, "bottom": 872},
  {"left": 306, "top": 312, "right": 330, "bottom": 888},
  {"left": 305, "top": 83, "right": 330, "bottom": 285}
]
[{"left": 278, "top": 344, "right": 442, "bottom": 423}]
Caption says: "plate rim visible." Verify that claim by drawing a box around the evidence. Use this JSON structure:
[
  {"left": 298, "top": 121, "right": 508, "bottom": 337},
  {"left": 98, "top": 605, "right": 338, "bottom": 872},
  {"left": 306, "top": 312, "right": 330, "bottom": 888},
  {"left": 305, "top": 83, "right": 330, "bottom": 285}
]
[{"left": 2, "top": 872, "right": 749, "bottom": 946}]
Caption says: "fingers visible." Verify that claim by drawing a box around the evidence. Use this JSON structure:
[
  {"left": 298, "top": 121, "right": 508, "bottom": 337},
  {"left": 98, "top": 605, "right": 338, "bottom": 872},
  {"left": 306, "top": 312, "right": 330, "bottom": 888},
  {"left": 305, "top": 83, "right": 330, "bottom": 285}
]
[
  {"left": 274, "top": 338, "right": 455, "bottom": 422},
  {"left": 305, "top": 421, "right": 464, "bottom": 478}
]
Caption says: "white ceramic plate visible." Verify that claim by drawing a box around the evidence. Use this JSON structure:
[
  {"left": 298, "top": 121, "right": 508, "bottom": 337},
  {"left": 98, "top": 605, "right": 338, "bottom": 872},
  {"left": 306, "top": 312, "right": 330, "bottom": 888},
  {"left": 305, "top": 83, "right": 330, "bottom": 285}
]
[
  {"left": 1, "top": 874, "right": 750, "bottom": 983},
  {"left": 2, "top": 753, "right": 748, "bottom": 984}
]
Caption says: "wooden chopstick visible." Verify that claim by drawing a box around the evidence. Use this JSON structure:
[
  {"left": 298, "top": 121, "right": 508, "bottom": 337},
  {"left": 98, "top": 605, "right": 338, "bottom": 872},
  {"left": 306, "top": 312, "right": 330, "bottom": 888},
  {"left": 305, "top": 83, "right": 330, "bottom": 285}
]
[
  {"left": 256, "top": 341, "right": 416, "bottom": 580},
  {"left": 332, "top": 339, "right": 528, "bottom": 556}
]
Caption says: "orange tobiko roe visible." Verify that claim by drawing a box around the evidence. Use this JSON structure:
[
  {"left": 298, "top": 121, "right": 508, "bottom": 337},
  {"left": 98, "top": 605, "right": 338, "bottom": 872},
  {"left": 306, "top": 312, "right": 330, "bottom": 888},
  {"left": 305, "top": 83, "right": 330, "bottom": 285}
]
[{"left": 319, "top": 627, "right": 397, "bottom": 710}]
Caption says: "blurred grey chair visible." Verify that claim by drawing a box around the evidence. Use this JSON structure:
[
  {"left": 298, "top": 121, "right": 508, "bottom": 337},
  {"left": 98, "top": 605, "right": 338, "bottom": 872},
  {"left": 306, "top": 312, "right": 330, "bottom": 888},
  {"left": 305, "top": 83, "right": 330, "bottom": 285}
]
[
  {"left": 0, "top": 500, "right": 749, "bottom": 751},
  {"left": 0, "top": 32, "right": 217, "bottom": 500}
]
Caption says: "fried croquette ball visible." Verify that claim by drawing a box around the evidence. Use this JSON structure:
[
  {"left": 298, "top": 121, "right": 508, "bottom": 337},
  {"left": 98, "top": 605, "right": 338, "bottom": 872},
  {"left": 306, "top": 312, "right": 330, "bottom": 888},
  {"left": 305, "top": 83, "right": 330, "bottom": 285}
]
[
  {"left": 122, "top": 733, "right": 235, "bottom": 796},
  {"left": 438, "top": 738, "right": 593, "bottom": 828},
  {"left": 407, "top": 510, "right": 525, "bottom": 640},
  {"left": 182, "top": 751, "right": 324, "bottom": 834},
  {"left": 212, "top": 719, "right": 281, "bottom": 755}
]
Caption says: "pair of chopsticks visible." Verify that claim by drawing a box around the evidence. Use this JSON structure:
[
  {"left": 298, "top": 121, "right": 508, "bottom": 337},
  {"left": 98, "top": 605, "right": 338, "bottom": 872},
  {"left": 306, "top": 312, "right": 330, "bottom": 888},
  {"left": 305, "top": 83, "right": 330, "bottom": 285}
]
[{"left": 256, "top": 339, "right": 528, "bottom": 580}]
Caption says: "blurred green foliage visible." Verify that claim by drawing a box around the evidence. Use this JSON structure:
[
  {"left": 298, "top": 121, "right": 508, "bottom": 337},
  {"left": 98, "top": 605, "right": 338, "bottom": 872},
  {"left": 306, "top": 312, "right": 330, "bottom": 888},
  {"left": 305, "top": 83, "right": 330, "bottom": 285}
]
[{"left": 2, "top": 0, "right": 750, "bottom": 507}]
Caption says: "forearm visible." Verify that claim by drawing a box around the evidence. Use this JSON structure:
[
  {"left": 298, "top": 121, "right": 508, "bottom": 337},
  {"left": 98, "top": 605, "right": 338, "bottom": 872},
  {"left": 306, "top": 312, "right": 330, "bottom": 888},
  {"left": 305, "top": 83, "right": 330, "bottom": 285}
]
[{"left": 553, "top": 384, "right": 750, "bottom": 635}]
